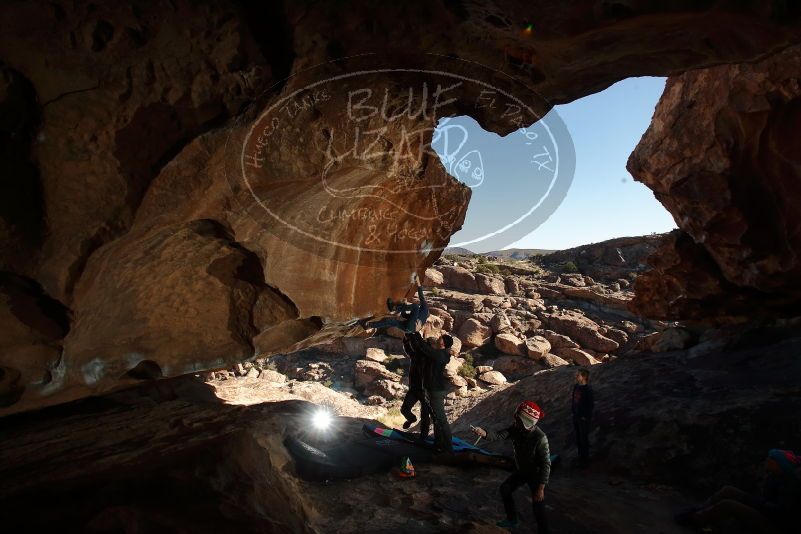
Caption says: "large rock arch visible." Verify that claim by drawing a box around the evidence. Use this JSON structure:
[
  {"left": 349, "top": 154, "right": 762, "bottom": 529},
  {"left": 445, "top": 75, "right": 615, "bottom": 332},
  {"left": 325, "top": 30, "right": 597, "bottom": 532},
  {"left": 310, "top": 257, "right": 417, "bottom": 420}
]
[{"left": 1, "top": 0, "right": 800, "bottom": 414}]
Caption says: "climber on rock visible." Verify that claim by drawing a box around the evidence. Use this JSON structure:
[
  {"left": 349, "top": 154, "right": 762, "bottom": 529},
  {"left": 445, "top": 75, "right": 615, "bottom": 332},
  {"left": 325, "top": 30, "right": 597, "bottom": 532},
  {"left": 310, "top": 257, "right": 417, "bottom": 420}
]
[
  {"left": 367, "top": 274, "right": 429, "bottom": 333},
  {"left": 471, "top": 401, "right": 551, "bottom": 532},
  {"left": 407, "top": 331, "right": 453, "bottom": 453},
  {"left": 399, "top": 334, "right": 431, "bottom": 434}
]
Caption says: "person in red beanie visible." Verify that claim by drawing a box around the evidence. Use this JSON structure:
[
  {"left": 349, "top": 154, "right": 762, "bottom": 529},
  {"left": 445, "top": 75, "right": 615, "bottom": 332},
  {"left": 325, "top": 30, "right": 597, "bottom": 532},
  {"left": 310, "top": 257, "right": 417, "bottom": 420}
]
[{"left": 471, "top": 401, "right": 551, "bottom": 532}]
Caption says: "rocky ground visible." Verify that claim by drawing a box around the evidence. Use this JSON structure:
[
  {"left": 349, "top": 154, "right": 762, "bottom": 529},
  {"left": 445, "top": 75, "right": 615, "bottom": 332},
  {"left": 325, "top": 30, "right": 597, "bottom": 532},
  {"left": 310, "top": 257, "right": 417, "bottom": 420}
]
[
  {"left": 207, "top": 240, "right": 690, "bottom": 427},
  {"left": 4, "top": 319, "right": 798, "bottom": 533},
  {"left": 2, "top": 239, "right": 800, "bottom": 533}
]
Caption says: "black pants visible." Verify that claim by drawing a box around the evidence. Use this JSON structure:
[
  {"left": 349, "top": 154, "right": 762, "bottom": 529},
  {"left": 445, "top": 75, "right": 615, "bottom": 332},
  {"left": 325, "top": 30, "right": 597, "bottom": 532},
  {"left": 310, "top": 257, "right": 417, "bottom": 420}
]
[
  {"left": 369, "top": 301, "right": 429, "bottom": 332},
  {"left": 400, "top": 389, "right": 430, "bottom": 437},
  {"left": 500, "top": 471, "right": 549, "bottom": 533},
  {"left": 573, "top": 416, "right": 591, "bottom": 465},
  {"left": 424, "top": 390, "right": 452, "bottom": 453}
]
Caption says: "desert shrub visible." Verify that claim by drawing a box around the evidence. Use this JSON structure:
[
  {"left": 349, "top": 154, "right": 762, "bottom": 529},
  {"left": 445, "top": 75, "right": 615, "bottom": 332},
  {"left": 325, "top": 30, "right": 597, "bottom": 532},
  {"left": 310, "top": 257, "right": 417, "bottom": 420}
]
[
  {"left": 458, "top": 353, "right": 477, "bottom": 379},
  {"left": 477, "top": 255, "right": 488, "bottom": 264},
  {"left": 476, "top": 263, "right": 500, "bottom": 274},
  {"left": 560, "top": 261, "right": 579, "bottom": 273},
  {"left": 431, "top": 287, "right": 441, "bottom": 297}
]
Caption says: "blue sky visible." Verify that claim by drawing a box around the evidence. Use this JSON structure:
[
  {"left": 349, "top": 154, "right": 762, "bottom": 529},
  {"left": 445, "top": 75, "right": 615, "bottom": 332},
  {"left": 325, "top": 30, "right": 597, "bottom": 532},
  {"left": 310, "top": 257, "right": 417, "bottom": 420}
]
[{"left": 433, "top": 76, "right": 676, "bottom": 252}]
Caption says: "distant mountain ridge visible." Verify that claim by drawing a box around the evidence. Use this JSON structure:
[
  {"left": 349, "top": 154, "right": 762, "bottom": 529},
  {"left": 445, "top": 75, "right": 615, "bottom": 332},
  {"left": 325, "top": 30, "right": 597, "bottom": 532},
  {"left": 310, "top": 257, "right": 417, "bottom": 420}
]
[{"left": 443, "top": 247, "right": 554, "bottom": 258}]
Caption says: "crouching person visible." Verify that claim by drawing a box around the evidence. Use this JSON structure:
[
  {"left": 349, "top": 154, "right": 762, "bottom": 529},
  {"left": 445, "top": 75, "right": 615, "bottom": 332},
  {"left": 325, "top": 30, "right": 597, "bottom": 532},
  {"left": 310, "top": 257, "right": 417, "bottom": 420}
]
[{"left": 471, "top": 401, "right": 550, "bottom": 532}]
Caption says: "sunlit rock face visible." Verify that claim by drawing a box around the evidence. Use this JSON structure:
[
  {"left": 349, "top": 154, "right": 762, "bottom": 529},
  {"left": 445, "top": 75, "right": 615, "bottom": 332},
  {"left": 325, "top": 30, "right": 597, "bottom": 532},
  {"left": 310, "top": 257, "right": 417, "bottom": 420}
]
[
  {"left": 2, "top": 0, "right": 801, "bottom": 414},
  {"left": 629, "top": 45, "right": 801, "bottom": 321}
]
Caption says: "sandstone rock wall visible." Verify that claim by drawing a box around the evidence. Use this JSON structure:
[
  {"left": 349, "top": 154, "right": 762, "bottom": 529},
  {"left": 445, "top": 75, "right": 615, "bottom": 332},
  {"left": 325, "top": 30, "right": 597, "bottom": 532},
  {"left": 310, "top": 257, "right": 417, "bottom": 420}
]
[{"left": 629, "top": 44, "right": 801, "bottom": 321}]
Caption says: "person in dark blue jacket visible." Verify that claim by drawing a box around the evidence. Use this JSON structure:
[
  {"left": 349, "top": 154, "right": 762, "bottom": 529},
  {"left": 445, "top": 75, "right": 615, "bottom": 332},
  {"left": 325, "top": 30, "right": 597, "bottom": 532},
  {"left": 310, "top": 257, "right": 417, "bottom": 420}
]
[{"left": 367, "top": 276, "right": 430, "bottom": 333}]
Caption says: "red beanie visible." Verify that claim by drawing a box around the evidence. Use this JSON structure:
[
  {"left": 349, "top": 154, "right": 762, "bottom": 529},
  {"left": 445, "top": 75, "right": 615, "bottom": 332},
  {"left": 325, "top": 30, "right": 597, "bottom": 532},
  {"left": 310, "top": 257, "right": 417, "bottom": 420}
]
[{"left": 516, "top": 401, "right": 544, "bottom": 428}]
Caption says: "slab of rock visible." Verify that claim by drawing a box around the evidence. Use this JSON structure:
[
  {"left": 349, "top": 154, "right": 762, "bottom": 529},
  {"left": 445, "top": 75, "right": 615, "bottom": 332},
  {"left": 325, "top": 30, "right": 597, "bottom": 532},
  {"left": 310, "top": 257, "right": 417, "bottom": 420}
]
[
  {"left": 438, "top": 265, "right": 478, "bottom": 292},
  {"left": 245, "top": 367, "right": 260, "bottom": 379},
  {"left": 365, "top": 347, "right": 388, "bottom": 363},
  {"left": 652, "top": 327, "right": 694, "bottom": 352},
  {"left": 525, "top": 336, "right": 552, "bottom": 360},
  {"left": 554, "top": 347, "right": 601, "bottom": 366},
  {"left": 603, "top": 327, "right": 629, "bottom": 347},
  {"left": 448, "top": 336, "right": 463, "bottom": 357},
  {"left": 450, "top": 310, "right": 472, "bottom": 334},
  {"left": 537, "top": 286, "right": 563, "bottom": 299},
  {"left": 475, "top": 274, "right": 506, "bottom": 295},
  {"left": 562, "top": 286, "right": 630, "bottom": 311},
  {"left": 492, "top": 356, "right": 540, "bottom": 378},
  {"left": 450, "top": 374, "right": 468, "bottom": 388},
  {"left": 421, "top": 314, "right": 445, "bottom": 339},
  {"left": 490, "top": 312, "right": 512, "bottom": 334},
  {"left": 259, "top": 369, "right": 287, "bottom": 383},
  {"left": 520, "top": 297, "right": 546, "bottom": 310},
  {"left": 635, "top": 332, "right": 660, "bottom": 352},
  {"left": 46, "top": 220, "right": 296, "bottom": 414},
  {"left": 525, "top": 289, "right": 542, "bottom": 300},
  {"left": 505, "top": 277, "right": 521, "bottom": 295},
  {"left": 543, "top": 312, "right": 620, "bottom": 353},
  {"left": 253, "top": 318, "right": 322, "bottom": 356},
  {"left": 536, "top": 329, "right": 580, "bottom": 350},
  {"left": 428, "top": 307, "right": 454, "bottom": 331},
  {"left": 457, "top": 318, "right": 491, "bottom": 349},
  {"left": 475, "top": 366, "right": 493, "bottom": 374},
  {"left": 423, "top": 268, "right": 444, "bottom": 287},
  {"left": 472, "top": 311, "right": 495, "bottom": 325},
  {"left": 541, "top": 353, "right": 570, "bottom": 368},
  {"left": 479, "top": 370, "right": 507, "bottom": 385},
  {"left": 354, "top": 360, "right": 401, "bottom": 390},
  {"left": 523, "top": 318, "right": 543, "bottom": 335},
  {"left": 445, "top": 356, "right": 465, "bottom": 379},
  {"left": 619, "top": 321, "right": 640, "bottom": 334},
  {"left": 439, "top": 292, "right": 484, "bottom": 312},
  {"left": 495, "top": 333, "right": 525, "bottom": 356},
  {"left": 365, "top": 395, "right": 385, "bottom": 406},
  {"left": 301, "top": 362, "right": 334, "bottom": 382},
  {"left": 499, "top": 299, "right": 514, "bottom": 309},
  {"left": 560, "top": 273, "right": 586, "bottom": 287},
  {"left": 364, "top": 379, "right": 408, "bottom": 400}
]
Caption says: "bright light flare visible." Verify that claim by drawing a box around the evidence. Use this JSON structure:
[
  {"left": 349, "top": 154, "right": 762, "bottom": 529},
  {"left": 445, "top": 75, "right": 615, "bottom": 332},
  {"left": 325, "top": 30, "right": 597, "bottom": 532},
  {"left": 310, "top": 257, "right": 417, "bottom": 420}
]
[{"left": 311, "top": 409, "right": 333, "bottom": 431}]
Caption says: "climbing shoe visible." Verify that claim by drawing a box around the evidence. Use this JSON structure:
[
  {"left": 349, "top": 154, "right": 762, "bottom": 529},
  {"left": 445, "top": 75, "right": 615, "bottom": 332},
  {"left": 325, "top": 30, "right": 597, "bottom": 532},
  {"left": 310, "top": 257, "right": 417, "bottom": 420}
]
[{"left": 496, "top": 518, "right": 519, "bottom": 529}]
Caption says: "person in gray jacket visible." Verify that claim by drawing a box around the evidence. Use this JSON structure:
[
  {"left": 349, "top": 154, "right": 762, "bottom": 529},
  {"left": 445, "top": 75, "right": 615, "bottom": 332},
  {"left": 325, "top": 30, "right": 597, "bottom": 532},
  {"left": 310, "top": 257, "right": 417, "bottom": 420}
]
[{"left": 471, "top": 401, "right": 551, "bottom": 532}]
